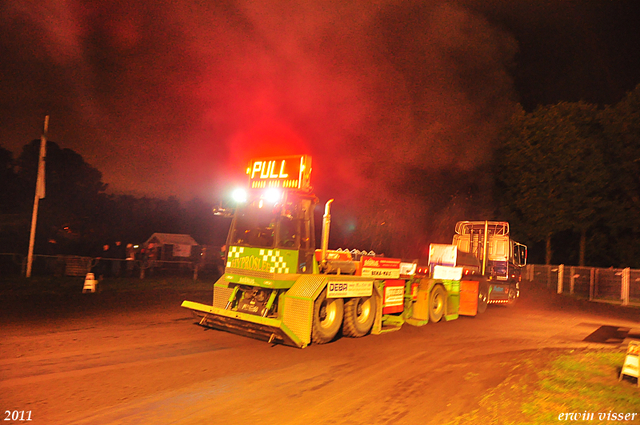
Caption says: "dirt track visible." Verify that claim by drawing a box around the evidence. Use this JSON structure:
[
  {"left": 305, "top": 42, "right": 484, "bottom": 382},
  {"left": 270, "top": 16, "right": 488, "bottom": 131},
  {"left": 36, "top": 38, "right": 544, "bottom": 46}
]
[{"left": 1, "top": 283, "right": 638, "bottom": 425}]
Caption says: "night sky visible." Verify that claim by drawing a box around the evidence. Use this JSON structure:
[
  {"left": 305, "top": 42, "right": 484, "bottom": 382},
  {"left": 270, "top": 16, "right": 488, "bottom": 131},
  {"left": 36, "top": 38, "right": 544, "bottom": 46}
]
[{"left": 1, "top": 0, "right": 639, "bottom": 204}]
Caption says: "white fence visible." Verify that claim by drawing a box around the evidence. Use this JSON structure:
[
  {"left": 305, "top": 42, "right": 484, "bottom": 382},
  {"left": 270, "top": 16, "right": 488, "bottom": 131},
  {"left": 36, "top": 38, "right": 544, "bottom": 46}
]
[{"left": 525, "top": 264, "right": 640, "bottom": 306}]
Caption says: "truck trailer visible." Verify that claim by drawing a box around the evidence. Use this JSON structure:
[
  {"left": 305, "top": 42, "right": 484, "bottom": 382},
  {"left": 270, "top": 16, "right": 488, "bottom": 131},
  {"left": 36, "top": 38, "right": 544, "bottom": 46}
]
[{"left": 182, "top": 155, "right": 489, "bottom": 347}]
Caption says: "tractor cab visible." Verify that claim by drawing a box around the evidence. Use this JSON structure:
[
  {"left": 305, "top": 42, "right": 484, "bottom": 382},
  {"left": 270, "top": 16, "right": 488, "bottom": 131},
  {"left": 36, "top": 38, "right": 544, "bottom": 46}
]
[
  {"left": 224, "top": 155, "right": 318, "bottom": 278},
  {"left": 227, "top": 189, "right": 318, "bottom": 274}
]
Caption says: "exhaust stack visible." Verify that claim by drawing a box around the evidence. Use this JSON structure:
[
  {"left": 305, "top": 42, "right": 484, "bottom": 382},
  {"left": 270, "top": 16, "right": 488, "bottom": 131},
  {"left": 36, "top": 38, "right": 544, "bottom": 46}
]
[{"left": 321, "top": 199, "right": 334, "bottom": 268}]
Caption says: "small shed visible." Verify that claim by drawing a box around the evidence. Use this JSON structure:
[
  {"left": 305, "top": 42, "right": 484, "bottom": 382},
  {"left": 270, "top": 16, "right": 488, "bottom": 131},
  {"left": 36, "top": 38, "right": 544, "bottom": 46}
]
[{"left": 144, "top": 233, "right": 200, "bottom": 261}]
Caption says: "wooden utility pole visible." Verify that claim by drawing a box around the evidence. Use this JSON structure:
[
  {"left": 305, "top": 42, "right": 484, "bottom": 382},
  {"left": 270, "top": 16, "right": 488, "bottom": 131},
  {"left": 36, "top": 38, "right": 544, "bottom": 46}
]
[{"left": 26, "top": 116, "right": 49, "bottom": 278}]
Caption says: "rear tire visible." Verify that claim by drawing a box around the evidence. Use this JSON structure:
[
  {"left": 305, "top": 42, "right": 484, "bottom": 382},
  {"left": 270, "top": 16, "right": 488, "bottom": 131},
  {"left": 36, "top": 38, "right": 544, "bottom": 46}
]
[
  {"left": 477, "top": 280, "right": 488, "bottom": 314},
  {"left": 429, "top": 285, "right": 446, "bottom": 323},
  {"left": 343, "top": 296, "right": 376, "bottom": 337},
  {"left": 311, "top": 289, "right": 344, "bottom": 344},
  {"left": 506, "top": 286, "right": 517, "bottom": 307}
]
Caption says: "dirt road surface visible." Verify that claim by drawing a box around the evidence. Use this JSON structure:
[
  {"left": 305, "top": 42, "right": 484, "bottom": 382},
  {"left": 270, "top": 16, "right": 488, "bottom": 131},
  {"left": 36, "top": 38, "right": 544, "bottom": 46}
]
[{"left": 1, "top": 283, "right": 638, "bottom": 425}]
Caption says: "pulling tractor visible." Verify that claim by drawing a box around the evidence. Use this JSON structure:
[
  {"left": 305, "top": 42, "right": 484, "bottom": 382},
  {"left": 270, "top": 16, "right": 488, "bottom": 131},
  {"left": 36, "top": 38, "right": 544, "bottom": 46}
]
[{"left": 182, "top": 155, "right": 484, "bottom": 347}]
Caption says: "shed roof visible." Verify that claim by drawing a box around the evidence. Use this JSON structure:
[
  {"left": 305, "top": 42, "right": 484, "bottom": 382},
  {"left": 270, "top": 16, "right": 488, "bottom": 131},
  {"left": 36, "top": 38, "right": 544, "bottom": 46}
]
[{"left": 144, "top": 233, "right": 199, "bottom": 246}]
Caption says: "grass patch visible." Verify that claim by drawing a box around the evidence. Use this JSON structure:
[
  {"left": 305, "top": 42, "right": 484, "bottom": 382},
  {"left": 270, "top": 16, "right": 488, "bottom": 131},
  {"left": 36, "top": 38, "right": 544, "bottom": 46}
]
[{"left": 446, "top": 349, "right": 640, "bottom": 425}]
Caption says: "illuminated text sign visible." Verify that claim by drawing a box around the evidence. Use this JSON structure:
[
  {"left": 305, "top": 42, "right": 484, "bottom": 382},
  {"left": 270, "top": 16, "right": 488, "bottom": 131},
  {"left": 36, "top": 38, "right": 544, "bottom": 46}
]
[{"left": 248, "top": 155, "right": 310, "bottom": 189}]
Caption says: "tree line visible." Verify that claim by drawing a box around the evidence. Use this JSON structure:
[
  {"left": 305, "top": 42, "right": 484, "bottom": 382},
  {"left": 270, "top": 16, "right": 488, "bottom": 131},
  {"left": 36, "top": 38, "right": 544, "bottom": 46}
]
[
  {"left": 0, "top": 141, "right": 230, "bottom": 257},
  {"left": 495, "top": 84, "right": 640, "bottom": 267},
  {"left": 1, "top": 83, "right": 639, "bottom": 266}
]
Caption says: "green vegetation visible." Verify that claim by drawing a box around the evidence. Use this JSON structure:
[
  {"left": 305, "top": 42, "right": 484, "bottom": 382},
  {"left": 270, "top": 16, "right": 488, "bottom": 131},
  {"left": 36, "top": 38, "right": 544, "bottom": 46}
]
[
  {"left": 447, "top": 349, "right": 640, "bottom": 425},
  {"left": 496, "top": 85, "right": 640, "bottom": 267}
]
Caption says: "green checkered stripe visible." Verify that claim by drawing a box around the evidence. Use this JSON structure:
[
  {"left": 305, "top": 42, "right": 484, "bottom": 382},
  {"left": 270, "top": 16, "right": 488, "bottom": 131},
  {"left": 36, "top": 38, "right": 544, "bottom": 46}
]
[
  {"left": 226, "top": 246, "right": 294, "bottom": 274},
  {"left": 227, "top": 245, "right": 245, "bottom": 267},
  {"left": 259, "top": 249, "right": 289, "bottom": 273}
]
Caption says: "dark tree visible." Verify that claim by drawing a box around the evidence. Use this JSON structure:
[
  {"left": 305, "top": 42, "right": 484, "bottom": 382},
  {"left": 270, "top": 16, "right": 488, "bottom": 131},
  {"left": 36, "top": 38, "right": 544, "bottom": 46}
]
[
  {"left": 0, "top": 146, "right": 30, "bottom": 252},
  {"left": 16, "top": 140, "right": 108, "bottom": 254},
  {"left": 598, "top": 84, "right": 640, "bottom": 266},
  {"left": 2, "top": 140, "right": 231, "bottom": 257},
  {"left": 496, "top": 102, "right": 608, "bottom": 265},
  {"left": 0, "top": 146, "right": 25, "bottom": 214}
]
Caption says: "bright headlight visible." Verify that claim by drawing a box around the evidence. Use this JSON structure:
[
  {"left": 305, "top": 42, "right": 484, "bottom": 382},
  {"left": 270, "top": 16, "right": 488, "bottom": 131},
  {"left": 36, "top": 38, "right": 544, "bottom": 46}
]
[
  {"left": 232, "top": 188, "right": 248, "bottom": 203},
  {"left": 264, "top": 188, "right": 282, "bottom": 204}
]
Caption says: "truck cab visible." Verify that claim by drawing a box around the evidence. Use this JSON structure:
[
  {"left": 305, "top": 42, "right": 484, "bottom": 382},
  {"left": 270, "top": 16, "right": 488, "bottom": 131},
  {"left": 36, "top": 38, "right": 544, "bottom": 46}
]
[
  {"left": 452, "top": 221, "right": 527, "bottom": 304},
  {"left": 226, "top": 189, "right": 318, "bottom": 275}
]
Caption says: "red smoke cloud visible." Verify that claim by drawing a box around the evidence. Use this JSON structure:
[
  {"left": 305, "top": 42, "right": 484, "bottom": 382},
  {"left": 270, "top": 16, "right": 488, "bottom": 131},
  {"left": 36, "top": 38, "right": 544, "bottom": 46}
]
[{"left": 1, "top": 0, "right": 519, "bottom": 255}]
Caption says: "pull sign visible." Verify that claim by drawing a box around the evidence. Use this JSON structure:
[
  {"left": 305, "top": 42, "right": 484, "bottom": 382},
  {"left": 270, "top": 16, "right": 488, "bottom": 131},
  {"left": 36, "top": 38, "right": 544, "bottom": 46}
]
[
  {"left": 247, "top": 155, "right": 311, "bottom": 189},
  {"left": 251, "top": 160, "right": 289, "bottom": 179}
]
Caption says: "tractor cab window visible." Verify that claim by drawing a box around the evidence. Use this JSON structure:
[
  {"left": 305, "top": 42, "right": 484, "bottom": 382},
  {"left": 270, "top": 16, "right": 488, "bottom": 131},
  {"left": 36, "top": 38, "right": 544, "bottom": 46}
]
[
  {"left": 230, "top": 196, "right": 308, "bottom": 250},
  {"left": 277, "top": 214, "right": 298, "bottom": 248},
  {"left": 276, "top": 199, "right": 307, "bottom": 249},
  {"left": 230, "top": 200, "right": 278, "bottom": 248}
]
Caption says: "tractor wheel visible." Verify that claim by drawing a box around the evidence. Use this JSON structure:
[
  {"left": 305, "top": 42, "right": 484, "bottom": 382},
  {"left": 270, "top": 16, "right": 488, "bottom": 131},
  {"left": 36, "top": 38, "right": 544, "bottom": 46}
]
[
  {"left": 477, "top": 280, "right": 489, "bottom": 314},
  {"left": 343, "top": 295, "right": 376, "bottom": 338},
  {"left": 311, "top": 289, "right": 344, "bottom": 344},
  {"left": 429, "top": 285, "right": 446, "bottom": 323},
  {"left": 506, "top": 286, "right": 518, "bottom": 307}
]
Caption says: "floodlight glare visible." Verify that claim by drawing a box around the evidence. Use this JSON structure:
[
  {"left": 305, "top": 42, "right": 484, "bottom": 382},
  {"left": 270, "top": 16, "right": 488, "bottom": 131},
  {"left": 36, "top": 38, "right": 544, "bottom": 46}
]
[
  {"left": 264, "top": 188, "right": 282, "bottom": 204},
  {"left": 231, "top": 188, "right": 248, "bottom": 203}
]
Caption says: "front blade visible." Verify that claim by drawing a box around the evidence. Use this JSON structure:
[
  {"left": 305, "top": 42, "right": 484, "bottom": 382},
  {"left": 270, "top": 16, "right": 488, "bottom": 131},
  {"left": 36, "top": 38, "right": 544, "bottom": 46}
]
[{"left": 181, "top": 301, "right": 305, "bottom": 348}]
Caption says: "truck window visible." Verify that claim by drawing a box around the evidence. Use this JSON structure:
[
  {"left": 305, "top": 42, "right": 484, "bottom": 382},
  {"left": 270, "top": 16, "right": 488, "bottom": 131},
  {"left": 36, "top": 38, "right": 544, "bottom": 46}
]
[
  {"left": 277, "top": 215, "right": 298, "bottom": 248},
  {"left": 230, "top": 201, "right": 277, "bottom": 248},
  {"left": 512, "top": 242, "right": 520, "bottom": 265}
]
